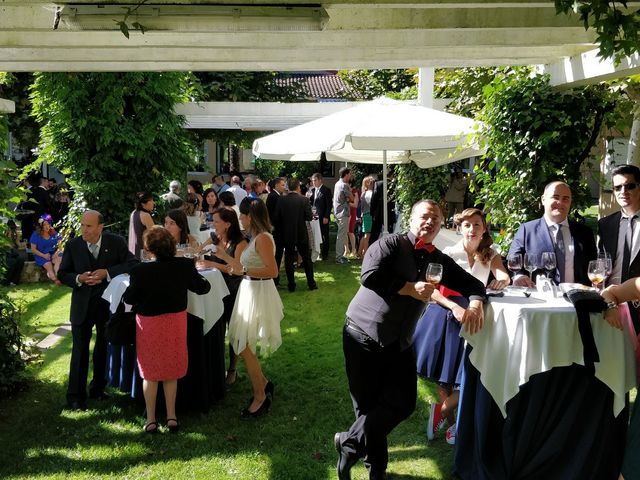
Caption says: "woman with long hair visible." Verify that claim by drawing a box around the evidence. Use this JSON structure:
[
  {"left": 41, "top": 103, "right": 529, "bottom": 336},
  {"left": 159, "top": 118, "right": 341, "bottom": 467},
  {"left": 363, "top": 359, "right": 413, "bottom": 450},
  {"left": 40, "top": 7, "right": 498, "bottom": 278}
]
[
  {"left": 187, "top": 179, "right": 204, "bottom": 211},
  {"left": 216, "top": 197, "right": 283, "bottom": 417},
  {"left": 202, "top": 188, "right": 220, "bottom": 222},
  {"left": 181, "top": 193, "right": 203, "bottom": 238},
  {"left": 123, "top": 226, "right": 210, "bottom": 433},
  {"left": 196, "top": 208, "right": 249, "bottom": 386},
  {"left": 164, "top": 209, "right": 199, "bottom": 248},
  {"left": 128, "top": 191, "right": 155, "bottom": 259},
  {"left": 413, "top": 208, "right": 510, "bottom": 445},
  {"left": 29, "top": 213, "right": 62, "bottom": 283}
]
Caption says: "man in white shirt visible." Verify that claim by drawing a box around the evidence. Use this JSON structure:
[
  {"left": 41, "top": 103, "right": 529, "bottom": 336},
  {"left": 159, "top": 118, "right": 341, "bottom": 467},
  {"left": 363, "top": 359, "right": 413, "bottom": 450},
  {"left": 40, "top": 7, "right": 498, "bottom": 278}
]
[
  {"left": 228, "top": 175, "right": 248, "bottom": 207},
  {"left": 508, "top": 181, "right": 596, "bottom": 287},
  {"left": 333, "top": 167, "right": 354, "bottom": 265}
]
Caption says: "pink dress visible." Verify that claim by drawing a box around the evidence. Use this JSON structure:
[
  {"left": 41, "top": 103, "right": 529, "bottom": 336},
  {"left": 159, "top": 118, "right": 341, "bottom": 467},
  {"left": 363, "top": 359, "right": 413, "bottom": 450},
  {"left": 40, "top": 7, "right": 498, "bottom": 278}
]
[{"left": 136, "top": 310, "right": 188, "bottom": 381}]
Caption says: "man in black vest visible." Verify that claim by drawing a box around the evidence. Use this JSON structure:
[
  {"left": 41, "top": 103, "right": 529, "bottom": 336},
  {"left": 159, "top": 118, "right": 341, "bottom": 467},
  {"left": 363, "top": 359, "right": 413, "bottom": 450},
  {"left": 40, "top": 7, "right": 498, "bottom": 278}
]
[
  {"left": 58, "top": 210, "right": 137, "bottom": 410},
  {"left": 335, "top": 200, "right": 486, "bottom": 480}
]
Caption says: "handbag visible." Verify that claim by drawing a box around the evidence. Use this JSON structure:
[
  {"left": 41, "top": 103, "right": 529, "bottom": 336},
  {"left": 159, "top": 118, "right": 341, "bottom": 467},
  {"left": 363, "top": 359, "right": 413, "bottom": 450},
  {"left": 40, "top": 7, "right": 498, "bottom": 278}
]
[
  {"left": 563, "top": 288, "right": 606, "bottom": 374},
  {"left": 105, "top": 299, "right": 136, "bottom": 345}
]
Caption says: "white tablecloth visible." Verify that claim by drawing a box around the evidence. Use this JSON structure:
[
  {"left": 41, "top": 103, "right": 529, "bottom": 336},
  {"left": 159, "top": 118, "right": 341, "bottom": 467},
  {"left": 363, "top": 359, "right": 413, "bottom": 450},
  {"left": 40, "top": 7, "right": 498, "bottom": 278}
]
[
  {"left": 102, "top": 268, "right": 229, "bottom": 335},
  {"left": 461, "top": 291, "right": 637, "bottom": 418},
  {"left": 309, "top": 219, "right": 322, "bottom": 262}
]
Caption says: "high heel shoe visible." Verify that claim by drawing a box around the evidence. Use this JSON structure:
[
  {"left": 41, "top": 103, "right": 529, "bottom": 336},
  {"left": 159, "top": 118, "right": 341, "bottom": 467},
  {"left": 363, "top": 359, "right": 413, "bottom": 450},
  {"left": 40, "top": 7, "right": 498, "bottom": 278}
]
[
  {"left": 241, "top": 396, "right": 272, "bottom": 419},
  {"left": 264, "top": 381, "right": 275, "bottom": 399}
]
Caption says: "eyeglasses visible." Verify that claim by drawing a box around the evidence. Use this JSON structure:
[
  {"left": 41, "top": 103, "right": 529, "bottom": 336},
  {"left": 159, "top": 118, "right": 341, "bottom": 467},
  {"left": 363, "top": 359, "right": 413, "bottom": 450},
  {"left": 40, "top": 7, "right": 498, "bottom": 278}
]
[{"left": 614, "top": 183, "right": 638, "bottom": 192}]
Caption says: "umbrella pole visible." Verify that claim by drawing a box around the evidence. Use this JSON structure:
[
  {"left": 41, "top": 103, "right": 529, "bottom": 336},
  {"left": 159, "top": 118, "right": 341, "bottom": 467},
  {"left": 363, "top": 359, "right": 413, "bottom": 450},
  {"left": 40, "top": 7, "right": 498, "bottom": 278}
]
[{"left": 382, "top": 150, "right": 388, "bottom": 235}]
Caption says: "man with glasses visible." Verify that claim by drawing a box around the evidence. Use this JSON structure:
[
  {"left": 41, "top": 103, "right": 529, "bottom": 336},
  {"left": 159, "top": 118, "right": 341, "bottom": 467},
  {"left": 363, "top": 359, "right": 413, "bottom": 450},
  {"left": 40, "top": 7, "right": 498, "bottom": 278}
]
[{"left": 599, "top": 165, "right": 640, "bottom": 331}]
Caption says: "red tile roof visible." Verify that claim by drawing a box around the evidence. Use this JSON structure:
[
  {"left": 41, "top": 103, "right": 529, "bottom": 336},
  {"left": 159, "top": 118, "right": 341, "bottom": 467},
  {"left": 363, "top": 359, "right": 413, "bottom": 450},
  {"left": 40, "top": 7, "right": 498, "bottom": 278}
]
[{"left": 276, "top": 71, "right": 362, "bottom": 101}]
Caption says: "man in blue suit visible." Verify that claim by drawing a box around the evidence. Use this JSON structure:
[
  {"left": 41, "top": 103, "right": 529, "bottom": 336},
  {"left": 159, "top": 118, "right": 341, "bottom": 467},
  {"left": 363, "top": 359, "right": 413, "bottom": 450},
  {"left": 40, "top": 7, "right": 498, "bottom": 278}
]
[{"left": 508, "top": 181, "right": 597, "bottom": 287}]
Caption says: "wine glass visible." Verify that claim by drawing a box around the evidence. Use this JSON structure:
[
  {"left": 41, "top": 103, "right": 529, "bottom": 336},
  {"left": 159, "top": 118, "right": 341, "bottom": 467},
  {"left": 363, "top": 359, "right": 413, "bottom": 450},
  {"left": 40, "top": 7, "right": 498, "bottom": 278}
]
[
  {"left": 541, "top": 252, "right": 556, "bottom": 281},
  {"left": 587, "top": 260, "right": 606, "bottom": 292},
  {"left": 523, "top": 253, "right": 538, "bottom": 281},
  {"left": 425, "top": 263, "right": 443, "bottom": 303},
  {"left": 597, "top": 252, "right": 612, "bottom": 285},
  {"left": 507, "top": 254, "right": 522, "bottom": 274}
]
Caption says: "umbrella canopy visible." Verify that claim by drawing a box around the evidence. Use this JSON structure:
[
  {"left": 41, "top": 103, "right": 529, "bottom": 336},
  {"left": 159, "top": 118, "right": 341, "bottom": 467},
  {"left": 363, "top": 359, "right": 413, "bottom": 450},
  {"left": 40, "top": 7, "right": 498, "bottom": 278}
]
[
  {"left": 252, "top": 97, "right": 484, "bottom": 232},
  {"left": 252, "top": 97, "right": 484, "bottom": 164}
]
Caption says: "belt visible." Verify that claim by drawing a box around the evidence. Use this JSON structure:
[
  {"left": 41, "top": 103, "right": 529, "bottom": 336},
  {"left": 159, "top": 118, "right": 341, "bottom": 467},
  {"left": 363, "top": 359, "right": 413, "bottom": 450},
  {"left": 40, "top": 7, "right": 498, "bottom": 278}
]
[{"left": 243, "top": 276, "right": 272, "bottom": 281}]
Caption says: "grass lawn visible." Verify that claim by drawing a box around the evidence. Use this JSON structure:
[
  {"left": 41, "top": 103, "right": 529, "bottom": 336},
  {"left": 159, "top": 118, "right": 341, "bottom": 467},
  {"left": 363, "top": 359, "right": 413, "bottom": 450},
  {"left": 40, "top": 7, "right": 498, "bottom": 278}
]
[{"left": 0, "top": 260, "right": 454, "bottom": 480}]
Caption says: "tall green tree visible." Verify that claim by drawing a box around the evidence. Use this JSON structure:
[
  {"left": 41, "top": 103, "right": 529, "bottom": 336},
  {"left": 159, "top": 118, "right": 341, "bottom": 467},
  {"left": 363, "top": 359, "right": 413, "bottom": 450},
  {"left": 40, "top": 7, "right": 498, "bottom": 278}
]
[
  {"left": 31, "top": 72, "right": 197, "bottom": 235},
  {"left": 337, "top": 69, "right": 416, "bottom": 100},
  {"left": 475, "top": 72, "right": 626, "bottom": 249},
  {"left": 0, "top": 73, "right": 39, "bottom": 166}
]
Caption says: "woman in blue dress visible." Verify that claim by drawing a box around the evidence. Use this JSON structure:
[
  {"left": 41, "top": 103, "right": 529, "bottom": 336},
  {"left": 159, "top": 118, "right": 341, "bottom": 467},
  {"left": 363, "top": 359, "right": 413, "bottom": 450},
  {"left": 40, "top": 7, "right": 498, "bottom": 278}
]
[
  {"left": 413, "top": 208, "right": 510, "bottom": 444},
  {"left": 29, "top": 213, "right": 61, "bottom": 283}
]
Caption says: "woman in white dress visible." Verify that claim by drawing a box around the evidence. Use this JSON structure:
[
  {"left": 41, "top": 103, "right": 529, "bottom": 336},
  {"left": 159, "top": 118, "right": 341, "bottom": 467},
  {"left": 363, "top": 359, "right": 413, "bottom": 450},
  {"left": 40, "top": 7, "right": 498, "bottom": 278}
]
[
  {"left": 413, "top": 208, "right": 510, "bottom": 444},
  {"left": 216, "top": 197, "right": 283, "bottom": 418}
]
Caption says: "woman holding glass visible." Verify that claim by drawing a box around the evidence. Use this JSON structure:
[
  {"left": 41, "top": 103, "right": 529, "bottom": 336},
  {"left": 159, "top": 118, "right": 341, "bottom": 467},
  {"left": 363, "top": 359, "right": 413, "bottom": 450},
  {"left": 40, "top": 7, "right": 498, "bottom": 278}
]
[
  {"left": 413, "top": 208, "right": 510, "bottom": 444},
  {"left": 216, "top": 197, "right": 283, "bottom": 418},
  {"left": 196, "top": 208, "right": 249, "bottom": 386}
]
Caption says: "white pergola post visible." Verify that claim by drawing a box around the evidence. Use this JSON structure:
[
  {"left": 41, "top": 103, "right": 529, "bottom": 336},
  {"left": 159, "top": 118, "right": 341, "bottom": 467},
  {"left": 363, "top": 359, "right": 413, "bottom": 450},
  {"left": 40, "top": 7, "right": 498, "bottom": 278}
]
[
  {"left": 0, "top": 98, "right": 15, "bottom": 114},
  {"left": 417, "top": 67, "right": 435, "bottom": 108}
]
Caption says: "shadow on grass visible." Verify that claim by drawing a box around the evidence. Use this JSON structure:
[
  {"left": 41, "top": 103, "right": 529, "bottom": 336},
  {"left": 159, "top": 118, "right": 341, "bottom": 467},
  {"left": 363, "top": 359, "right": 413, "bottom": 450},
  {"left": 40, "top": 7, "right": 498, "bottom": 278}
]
[{"left": 0, "top": 249, "right": 453, "bottom": 479}]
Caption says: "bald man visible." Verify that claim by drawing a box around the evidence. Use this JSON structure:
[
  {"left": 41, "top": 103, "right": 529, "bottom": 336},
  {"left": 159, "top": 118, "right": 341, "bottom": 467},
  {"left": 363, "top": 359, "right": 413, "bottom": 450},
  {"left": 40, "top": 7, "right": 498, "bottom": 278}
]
[
  {"left": 508, "top": 181, "right": 597, "bottom": 287},
  {"left": 58, "top": 210, "right": 137, "bottom": 410}
]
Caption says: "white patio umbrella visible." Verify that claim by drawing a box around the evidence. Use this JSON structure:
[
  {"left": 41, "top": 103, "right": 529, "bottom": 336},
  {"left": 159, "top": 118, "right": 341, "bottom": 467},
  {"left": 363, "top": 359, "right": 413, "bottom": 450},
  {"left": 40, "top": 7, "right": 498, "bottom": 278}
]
[{"left": 252, "top": 97, "right": 484, "bottom": 232}]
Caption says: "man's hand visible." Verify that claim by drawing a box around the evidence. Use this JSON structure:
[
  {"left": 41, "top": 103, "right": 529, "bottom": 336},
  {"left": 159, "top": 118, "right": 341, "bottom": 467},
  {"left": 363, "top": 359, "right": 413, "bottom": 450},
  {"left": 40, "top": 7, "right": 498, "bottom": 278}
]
[
  {"left": 322, "top": 218, "right": 328, "bottom": 225},
  {"left": 460, "top": 300, "right": 484, "bottom": 335},
  {"left": 84, "top": 269, "right": 107, "bottom": 285},
  {"left": 513, "top": 275, "right": 534, "bottom": 288},
  {"left": 400, "top": 281, "right": 435, "bottom": 302}
]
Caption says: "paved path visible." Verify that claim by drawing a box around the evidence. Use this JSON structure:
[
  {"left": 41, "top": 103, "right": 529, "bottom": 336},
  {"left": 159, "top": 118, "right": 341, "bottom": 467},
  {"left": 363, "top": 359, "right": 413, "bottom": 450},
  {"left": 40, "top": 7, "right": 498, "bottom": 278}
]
[{"left": 37, "top": 323, "right": 71, "bottom": 350}]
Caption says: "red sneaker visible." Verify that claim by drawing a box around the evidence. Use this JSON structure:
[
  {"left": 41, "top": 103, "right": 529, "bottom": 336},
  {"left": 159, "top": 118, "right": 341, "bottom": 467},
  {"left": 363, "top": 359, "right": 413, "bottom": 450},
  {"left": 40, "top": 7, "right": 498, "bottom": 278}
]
[{"left": 427, "top": 403, "right": 448, "bottom": 440}]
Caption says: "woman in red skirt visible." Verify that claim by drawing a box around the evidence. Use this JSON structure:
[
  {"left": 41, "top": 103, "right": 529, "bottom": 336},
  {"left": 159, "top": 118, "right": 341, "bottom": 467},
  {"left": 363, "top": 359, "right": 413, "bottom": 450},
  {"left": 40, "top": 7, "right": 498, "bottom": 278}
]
[{"left": 123, "top": 226, "right": 210, "bottom": 433}]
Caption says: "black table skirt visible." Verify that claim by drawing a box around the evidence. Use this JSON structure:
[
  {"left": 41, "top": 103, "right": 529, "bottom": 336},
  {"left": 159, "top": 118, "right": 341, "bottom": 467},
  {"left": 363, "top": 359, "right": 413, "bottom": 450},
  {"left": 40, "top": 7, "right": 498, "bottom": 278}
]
[
  {"left": 454, "top": 348, "right": 628, "bottom": 480},
  {"left": 106, "top": 313, "right": 226, "bottom": 413}
]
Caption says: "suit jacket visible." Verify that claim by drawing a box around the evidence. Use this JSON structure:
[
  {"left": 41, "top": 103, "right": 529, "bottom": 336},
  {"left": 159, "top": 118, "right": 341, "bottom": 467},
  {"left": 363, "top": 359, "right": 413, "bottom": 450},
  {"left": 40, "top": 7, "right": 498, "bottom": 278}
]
[
  {"left": 123, "top": 257, "right": 210, "bottom": 316},
  {"left": 310, "top": 184, "right": 332, "bottom": 221},
  {"left": 274, "top": 192, "right": 312, "bottom": 245},
  {"left": 265, "top": 190, "right": 280, "bottom": 228},
  {"left": 598, "top": 211, "right": 640, "bottom": 280},
  {"left": 508, "top": 217, "right": 597, "bottom": 285},
  {"left": 58, "top": 232, "right": 138, "bottom": 325}
]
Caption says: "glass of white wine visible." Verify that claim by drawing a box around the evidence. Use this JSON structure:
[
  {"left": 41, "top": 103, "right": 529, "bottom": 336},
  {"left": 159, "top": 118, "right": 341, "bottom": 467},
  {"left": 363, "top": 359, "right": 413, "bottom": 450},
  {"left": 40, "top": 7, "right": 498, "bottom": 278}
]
[{"left": 587, "top": 260, "right": 606, "bottom": 292}]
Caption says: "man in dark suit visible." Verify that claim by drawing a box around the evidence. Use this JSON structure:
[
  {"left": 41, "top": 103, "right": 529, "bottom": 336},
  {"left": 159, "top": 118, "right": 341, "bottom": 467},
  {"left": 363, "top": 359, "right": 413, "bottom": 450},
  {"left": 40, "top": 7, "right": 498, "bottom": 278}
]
[
  {"left": 274, "top": 178, "right": 317, "bottom": 292},
  {"left": 335, "top": 199, "right": 486, "bottom": 480},
  {"left": 508, "top": 181, "right": 597, "bottom": 287},
  {"left": 599, "top": 165, "right": 640, "bottom": 330},
  {"left": 310, "top": 172, "right": 332, "bottom": 260},
  {"left": 266, "top": 177, "right": 286, "bottom": 285},
  {"left": 58, "top": 210, "right": 137, "bottom": 410}
]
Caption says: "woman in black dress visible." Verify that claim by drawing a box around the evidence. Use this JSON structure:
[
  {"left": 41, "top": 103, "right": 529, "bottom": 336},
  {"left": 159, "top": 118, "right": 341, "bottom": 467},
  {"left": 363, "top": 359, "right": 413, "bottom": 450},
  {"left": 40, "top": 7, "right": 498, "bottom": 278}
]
[
  {"left": 128, "top": 191, "right": 155, "bottom": 259},
  {"left": 197, "top": 207, "right": 248, "bottom": 385}
]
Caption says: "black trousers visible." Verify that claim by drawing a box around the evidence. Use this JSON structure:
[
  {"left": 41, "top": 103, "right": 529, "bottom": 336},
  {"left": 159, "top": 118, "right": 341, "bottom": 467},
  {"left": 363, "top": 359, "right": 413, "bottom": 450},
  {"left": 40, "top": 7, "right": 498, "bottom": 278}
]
[
  {"left": 274, "top": 233, "right": 284, "bottom": 285},
  {"left": 67, "top": 296, "right": 109, "bottom": 402},
  {"left": 319, "top": 219, "right": 330, "bottom": 259},
  {"left": 283, "top": 241, "right": 315, "bottom": 289},
  {"left": 341, "top": 324, "right": 417, "bottom": 472}
]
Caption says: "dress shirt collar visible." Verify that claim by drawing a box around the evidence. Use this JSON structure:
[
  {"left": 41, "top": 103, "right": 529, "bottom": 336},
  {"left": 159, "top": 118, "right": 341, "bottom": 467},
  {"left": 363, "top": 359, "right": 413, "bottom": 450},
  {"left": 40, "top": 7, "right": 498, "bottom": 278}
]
[
  {"left": 621, "top": 209, "right": 640, "bottom": 220},
  {"left": 87, "top": 236, "right": 102, "bottom": 251},
  {"left": 543, "top": 216, "right": 569, "bottom": 229}
]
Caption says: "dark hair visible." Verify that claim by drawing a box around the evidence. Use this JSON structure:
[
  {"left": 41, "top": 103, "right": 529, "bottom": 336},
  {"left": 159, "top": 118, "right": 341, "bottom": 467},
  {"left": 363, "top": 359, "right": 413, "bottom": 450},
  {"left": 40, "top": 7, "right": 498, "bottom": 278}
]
[
  {"left": 181, "top": 193, "right": 198, "bottom": 215},
  {"left": 288, "top": 178, "right": 301, "bottom": 192},
  {"left": 454, "top": 208, "right": 494, "bottom": 263},
  {"left": 339, "top": 167, "right": 351, "bottom": 179},
  {"left": 219, "top": 191, "right": 236, "bottom": 206},
  {"left": 187, "top": 179, "right": 204, "bottom": 195},
  {"left": 612, "top": 164, "right": 640, "bottom": 183},
  {"left": 144, "top": 226, "right": 176, "bottom": 260},
  {"left": 212, "top": 208, "right": 244, "bottom": 246},
  {"left": 239, "top": 197, "right": 271, "bottom": 235},
  {"left": 166, "top": 209, "right": 190, "bottom": 244},
  {"left": 135, "top": 191, "right": 153, "bottom": 210},
  {"left": 202, "top": 188, "right": 219, "bottom": 212},
  {"left": 410, "top": 199, "right": 442, "bottom": 219}
]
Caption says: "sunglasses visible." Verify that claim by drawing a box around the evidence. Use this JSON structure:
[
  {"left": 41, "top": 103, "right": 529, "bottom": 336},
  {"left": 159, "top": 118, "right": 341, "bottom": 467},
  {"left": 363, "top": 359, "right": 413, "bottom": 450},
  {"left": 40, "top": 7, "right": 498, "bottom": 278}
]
[{"left": 614, "top": 183, "right": 638, "bottom": 192}]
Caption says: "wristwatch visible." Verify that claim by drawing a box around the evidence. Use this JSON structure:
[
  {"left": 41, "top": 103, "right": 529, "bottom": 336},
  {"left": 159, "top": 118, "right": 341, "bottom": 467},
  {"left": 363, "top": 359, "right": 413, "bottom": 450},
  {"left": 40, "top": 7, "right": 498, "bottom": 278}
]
[{"left": 242, "top": 265, "right": 248, "bottom": 275}]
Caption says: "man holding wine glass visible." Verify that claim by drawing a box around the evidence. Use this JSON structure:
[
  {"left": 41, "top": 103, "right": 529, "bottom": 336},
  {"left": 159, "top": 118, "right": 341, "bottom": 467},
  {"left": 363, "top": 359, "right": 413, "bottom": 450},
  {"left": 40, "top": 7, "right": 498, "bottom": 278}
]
[
  {"left": 508, "top": 181, "right": 597, "bottom": 287},
  {"left": 334, "top": 199, "right": 487, "bottom": 480}
]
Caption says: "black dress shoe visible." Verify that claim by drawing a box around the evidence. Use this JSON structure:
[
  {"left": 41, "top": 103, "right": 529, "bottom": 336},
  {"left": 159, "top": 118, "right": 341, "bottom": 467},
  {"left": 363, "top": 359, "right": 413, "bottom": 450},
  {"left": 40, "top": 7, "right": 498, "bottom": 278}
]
[
  {"left": 335, "top": 432, "right": 358, "bottom": 480},
  {"left": 287, "top": 284, "right": 296, "bottom": 292},
  {"left": 369, "top": 469, "right": 387, "bottom": 480},
  {"left": 67, "top": 400, "right": 87, "bottom": 411},
  {"left": 241, "top": 396, "right": 272, "bottom": 419},
  {"left": 308, "top": 283, "right": 318, "bottom": 291},
  {"left": 89, "top": 390, "right": 110, "bottom": 400}
]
